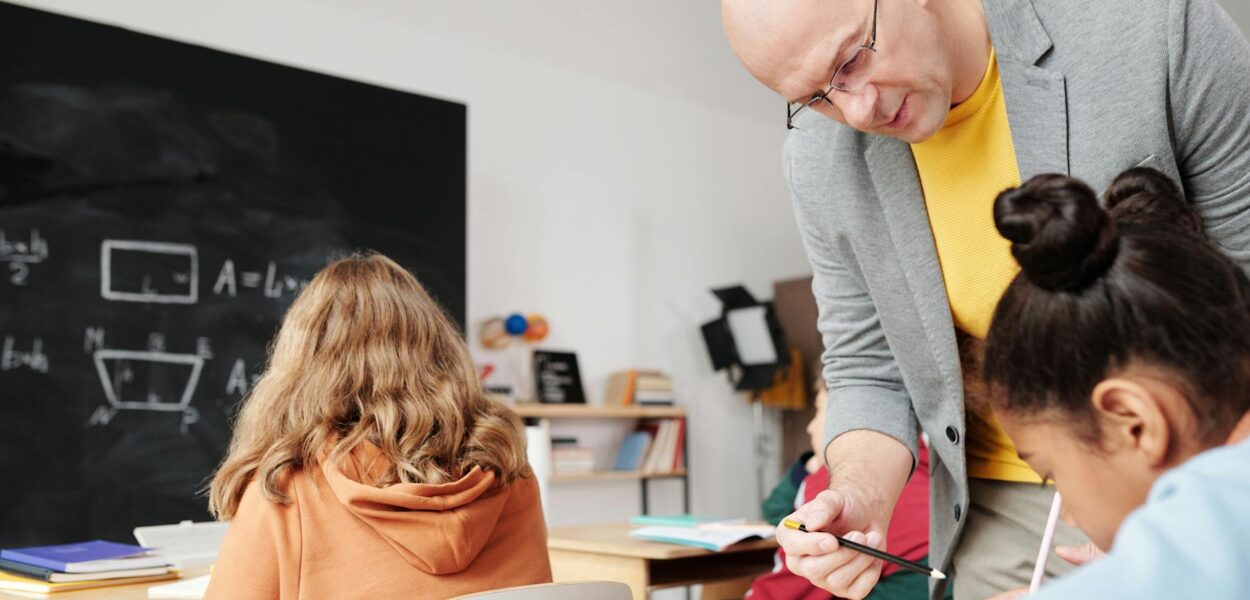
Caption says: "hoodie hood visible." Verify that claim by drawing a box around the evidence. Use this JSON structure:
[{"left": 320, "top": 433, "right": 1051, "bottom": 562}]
[{"left": 320, "top": 444, "right": 511, "bottom": 575}]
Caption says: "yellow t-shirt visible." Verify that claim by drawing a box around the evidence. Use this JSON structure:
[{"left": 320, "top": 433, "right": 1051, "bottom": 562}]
[{"left": 910, "top": 49, "right": 1041, "bottom": 483}]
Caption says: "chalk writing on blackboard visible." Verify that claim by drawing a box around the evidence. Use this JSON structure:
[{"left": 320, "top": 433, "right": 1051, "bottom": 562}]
[
  {"left": 88, "top": 348, "right": 205, "bottom": 432},
  {"left": 213, "top": 258, "right": 310, "bottom": 299},
  {"left": 0, "top": 229, "right": 47, "bottom": 262},
  {"left": 91, "top": 348, "right": 205, "bottom": 412},
  {"left": 100, "top": 239, "right": 199, "bottom": 304},
  {"left": 225, "top": 358, "right": 260, "bottom": 396},
  {"left": 1, "top": 335, "right": 48, "bottom": 373},
  {"left": 0, "top": 228, "right": 48, "bottom": 286}
]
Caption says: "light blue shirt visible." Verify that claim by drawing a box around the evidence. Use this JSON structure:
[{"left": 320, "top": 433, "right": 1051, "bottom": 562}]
[{"left": 1030, "top": 437, "right": 1250, "bottom": 599}]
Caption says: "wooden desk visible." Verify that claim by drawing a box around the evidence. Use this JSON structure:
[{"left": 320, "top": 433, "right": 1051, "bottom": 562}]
[
  {"left": 547, "top": 523, "right": 777, "bottom": 600},
  {"left": 0, "top": 568, "right": 210, "bottom": 600}
]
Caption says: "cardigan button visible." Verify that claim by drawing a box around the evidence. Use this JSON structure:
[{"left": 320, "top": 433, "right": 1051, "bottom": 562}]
[{"left": 945, "top": 426, "right": 960, "bottom": 444}]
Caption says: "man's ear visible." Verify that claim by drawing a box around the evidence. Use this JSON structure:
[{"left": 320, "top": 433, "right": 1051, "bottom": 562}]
[{"left": 1090, "top": 378, "right": 1170, "bottom": 468}]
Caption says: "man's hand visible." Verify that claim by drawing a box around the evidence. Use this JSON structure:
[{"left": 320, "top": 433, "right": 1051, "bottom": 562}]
[
  {"left": 777, "top": 487, "right": 889, "bottom": 599},
  {"left": 779, "top": 430, "right": 912, "bottom": 599}
]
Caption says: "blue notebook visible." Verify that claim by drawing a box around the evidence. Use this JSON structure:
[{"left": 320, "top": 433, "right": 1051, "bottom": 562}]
[{"left": 0, "top": 540, "right": 165, "bottom": 573}]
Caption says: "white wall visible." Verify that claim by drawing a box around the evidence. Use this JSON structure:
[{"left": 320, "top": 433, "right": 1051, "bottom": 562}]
[{"left": 9, "top": 0, "right": 809, "bottom": 531}]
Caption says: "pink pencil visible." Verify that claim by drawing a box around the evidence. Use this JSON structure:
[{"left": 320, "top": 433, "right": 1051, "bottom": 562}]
[{"left": 1030, "top": 491, "right": 1063, "bottom": 593}]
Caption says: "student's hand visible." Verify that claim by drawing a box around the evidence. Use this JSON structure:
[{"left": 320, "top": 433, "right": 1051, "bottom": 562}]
[
  {"left": 985, "top": 588, "right": 1029, "bottom": 599},
  {"left": 981, "top": 543, "right": 1105, "bottom": 600},
  {"left": 805, "top": 452, "right": 824, "bottom": 473},
  {"left": 1055, "top": 542, "right": 1105, "bottom": 566},
  {"left": 777, "top": 488, "right": 889, "bottom": 600}
]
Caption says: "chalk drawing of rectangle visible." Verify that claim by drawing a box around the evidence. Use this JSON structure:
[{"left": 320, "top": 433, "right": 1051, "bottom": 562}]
[
  {"left": 100, "top": 239, "right": 198, "bottom": 304},
  {"left": 92, "top": 349, "right": 204, "bottom": 412}
]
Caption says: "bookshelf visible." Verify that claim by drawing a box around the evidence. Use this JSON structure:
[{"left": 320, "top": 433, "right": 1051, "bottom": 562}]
[{"left": 517, "top": 402, "right": 689, "bottom": 514}]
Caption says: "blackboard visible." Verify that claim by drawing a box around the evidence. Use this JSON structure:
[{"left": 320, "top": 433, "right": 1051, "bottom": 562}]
[{"left": 0, "top": 3, "right": 466, "bottom": 546}]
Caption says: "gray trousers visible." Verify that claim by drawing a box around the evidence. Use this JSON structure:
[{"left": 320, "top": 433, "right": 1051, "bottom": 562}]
[{"left": 951, "top": 479, "right": 1089, "bottom": 600}]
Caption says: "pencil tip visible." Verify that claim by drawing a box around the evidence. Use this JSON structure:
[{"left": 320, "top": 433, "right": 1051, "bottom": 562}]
[{"left": 932, "top": 570, "right": 947, "bottom": 580}]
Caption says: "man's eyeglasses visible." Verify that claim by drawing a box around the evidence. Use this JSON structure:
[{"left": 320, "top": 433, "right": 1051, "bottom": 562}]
[{"left": 786, "top": 0, "right": 880, "bottom": 130}]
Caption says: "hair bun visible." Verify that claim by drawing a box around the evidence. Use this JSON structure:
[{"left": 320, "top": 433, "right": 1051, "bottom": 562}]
[
  {"left": 1105, "top": 167, "right": 1202, "bottom": 237},
  {"left": 993, "top": 174, "right": 1119, "bottom": 292}
]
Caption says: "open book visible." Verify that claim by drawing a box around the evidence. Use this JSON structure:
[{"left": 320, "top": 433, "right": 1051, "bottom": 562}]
[{"left": 628, "top": 524, "right": 775, "bottom": 551}]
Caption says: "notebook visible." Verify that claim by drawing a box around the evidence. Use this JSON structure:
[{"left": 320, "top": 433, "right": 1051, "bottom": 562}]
[
  {"left": 0, "top": 570, "right": 178, "bottom": 594},
  {"left": 0, "top": 557, "right": 169, "bottom": 583},
  {"left": 0, "top": 540, "right": 168, "bottom": 573}
]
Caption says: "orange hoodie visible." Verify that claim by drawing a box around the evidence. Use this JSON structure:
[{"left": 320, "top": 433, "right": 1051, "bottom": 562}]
[{"left": 204, "top": 445, "right": 552, "bottom": 599}]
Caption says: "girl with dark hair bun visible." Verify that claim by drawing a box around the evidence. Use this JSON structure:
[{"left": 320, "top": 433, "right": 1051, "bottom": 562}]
[{"left": 982, "top": 168, "right": 1250, "bottom": 599}]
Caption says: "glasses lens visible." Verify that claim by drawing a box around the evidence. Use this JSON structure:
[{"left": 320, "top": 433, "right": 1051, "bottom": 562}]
[{"left": 832, "top": 47, "right": 876, "bottom": 92}]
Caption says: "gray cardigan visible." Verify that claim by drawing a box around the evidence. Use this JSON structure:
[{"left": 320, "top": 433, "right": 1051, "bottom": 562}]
[{"left": 784, "top": 0, "right": 1250, "bottom": 594}]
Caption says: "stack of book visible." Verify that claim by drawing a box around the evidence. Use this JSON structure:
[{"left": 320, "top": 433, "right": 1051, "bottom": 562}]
[
  {"left": 0, "top": 540, "right": 176, "bottom": 595},
  {"left": 604, "top": 369, "right": 675, "bottom": 406},
  {"left": 612, "top": 418, "right": 685, "bottom": 473},
  {"left": 551, "top": 437, "right": 595, "bottom": 474},
  {"left": 634, "top": 371, "right": 674, "bottom": 405}
]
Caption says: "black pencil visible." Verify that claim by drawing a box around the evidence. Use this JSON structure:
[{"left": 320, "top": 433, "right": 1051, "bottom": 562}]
[{"left": 781, "top": 518, "right": 946, "bottom": 580}]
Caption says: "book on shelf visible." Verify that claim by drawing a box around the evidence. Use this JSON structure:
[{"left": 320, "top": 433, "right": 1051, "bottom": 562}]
[
  {"left": 640, "top": 419, "right": 670, "bottom": 473},
  {"left": 552, "top": 446, "right": 595, "bottom": 474},
  {"left": 604, "top": 369, "right": 639, "bottom": 405},
  {"left": 604, "top": 369, "right": 676, "bottom": 405},
  {"left": 672, "top": 418, "right": 686, "bottom": 471},
  {"left": 613, "top": 431, "right": 652, "bottom": 471},
  {"left": 636, "top": 419, "right": 664, "bottom": 472},
  {"left": 635, "top": 373, "right": 673, "bottom": 392},
  {"left": 634, "top": 418, "right": 685, "bottom": 473},
  {"left": 634, "top": 389, "right": 675, "bottom": 405}
]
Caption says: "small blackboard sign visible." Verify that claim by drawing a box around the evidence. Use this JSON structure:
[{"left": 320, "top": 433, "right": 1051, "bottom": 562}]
[{"left": 532, "top": 350, "right": 586, "bottom": 404}]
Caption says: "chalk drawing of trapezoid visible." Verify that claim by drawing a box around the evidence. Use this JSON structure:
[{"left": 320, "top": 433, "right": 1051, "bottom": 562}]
[
  {"left": 100, "top": 239, "right": 198, "bottom": 304},
  {"left": 92, "top": 349, "right": 204, "bottom": 412}
]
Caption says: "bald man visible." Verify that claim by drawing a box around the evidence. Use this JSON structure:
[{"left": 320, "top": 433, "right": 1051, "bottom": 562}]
[{"left": 722, "top": 1, "right": 1250, "bottom": 599}]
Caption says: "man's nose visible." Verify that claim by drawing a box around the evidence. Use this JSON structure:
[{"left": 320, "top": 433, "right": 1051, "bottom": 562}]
[{"left": 830, "top": 85, "right": 880, "bottom": 132}]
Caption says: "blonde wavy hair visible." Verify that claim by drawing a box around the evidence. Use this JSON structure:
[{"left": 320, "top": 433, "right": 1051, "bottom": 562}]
[{"left": 209, "top": 253, "right": 530, "bottom": 519}]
